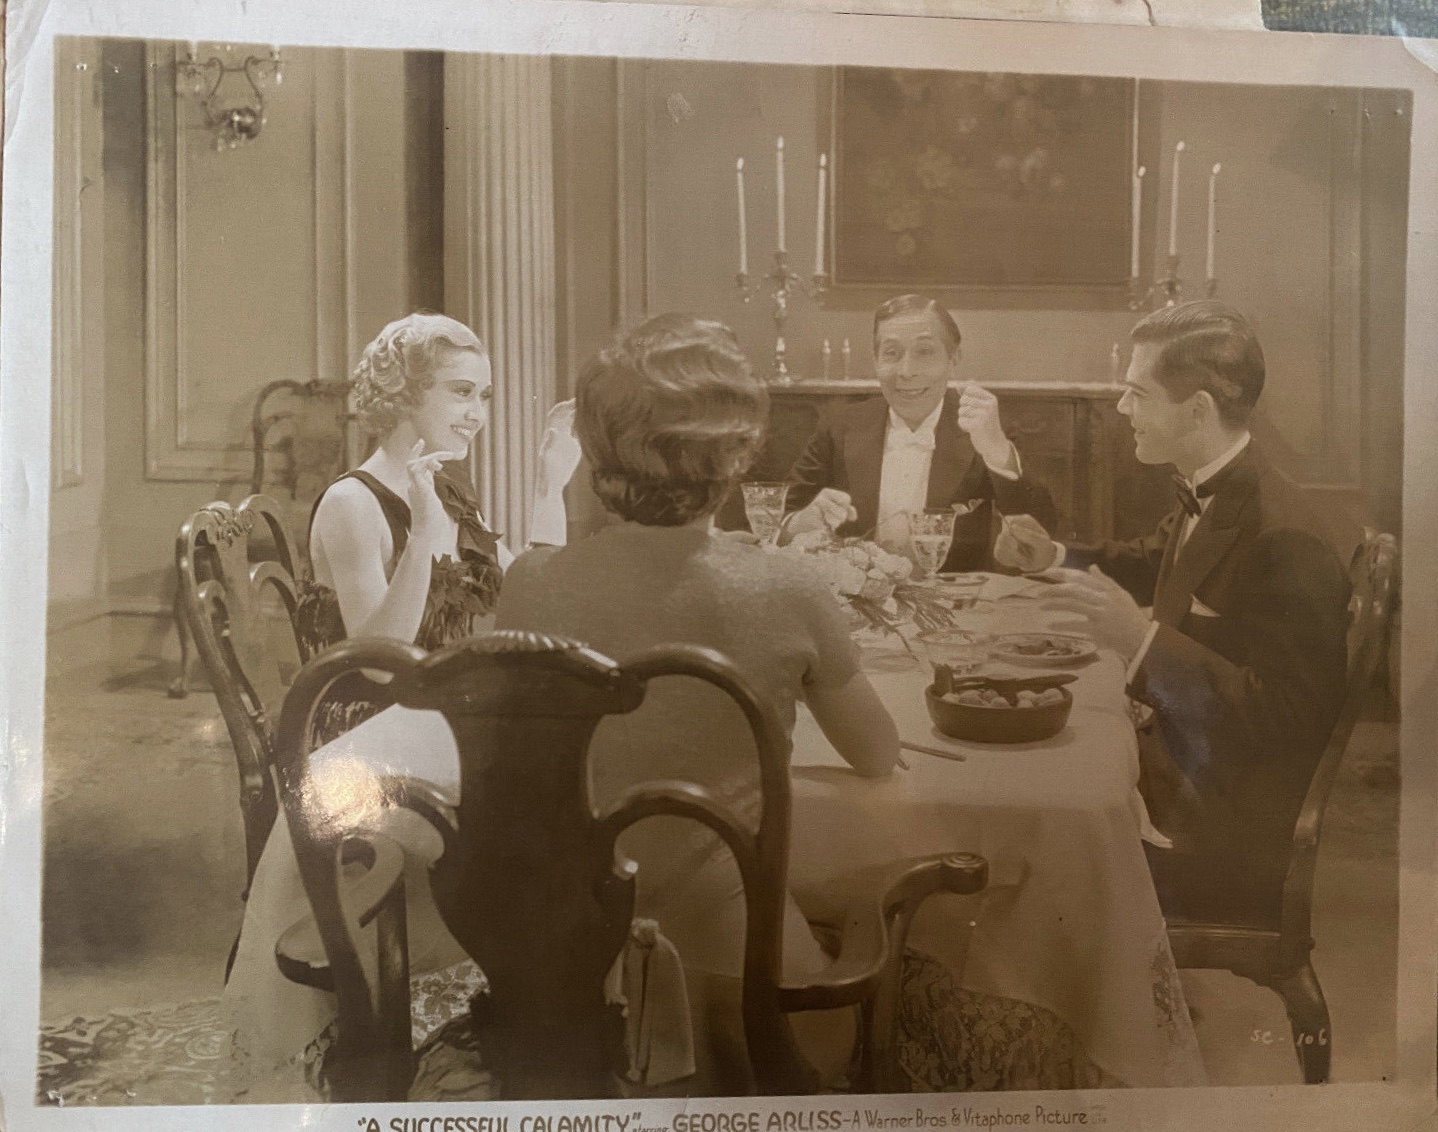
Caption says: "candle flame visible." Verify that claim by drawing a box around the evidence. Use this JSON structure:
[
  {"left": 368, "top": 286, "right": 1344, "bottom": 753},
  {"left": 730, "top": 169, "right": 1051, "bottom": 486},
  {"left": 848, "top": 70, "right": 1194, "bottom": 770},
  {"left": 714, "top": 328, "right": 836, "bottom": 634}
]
[
  {"left": 1137, "top": 166, "right": 1146, "bottom": 177},
  {"left": 1176, "top": 141, "right": 1186, "bottom": 152},
  {"left": 1212, "top": 163, "right": 1222, "bottom": 175},
  {"left": 777, "top": 136, "right": 785, "bottom": 150},
  {"left": 820, "top": 153, "right": 827, "bottom": 168},
  {"left": 737, "top": 157, "right": 744, "bottom": 171}
]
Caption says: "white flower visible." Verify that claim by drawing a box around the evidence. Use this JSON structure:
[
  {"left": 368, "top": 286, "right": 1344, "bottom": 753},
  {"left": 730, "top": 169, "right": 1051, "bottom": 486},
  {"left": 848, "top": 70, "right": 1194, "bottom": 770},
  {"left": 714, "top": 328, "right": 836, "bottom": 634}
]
[
  {"left": 860, "top": 576, "right": 895, "bottom": 604},
  {"left": 878, "top": 552, "right": 914, "bottom": 581},
  {"left": 790, "top": 528, "right": 831, "bottom": 553},
  {"left": 833, "top": 562, "right": 867, "bottom": 597}
]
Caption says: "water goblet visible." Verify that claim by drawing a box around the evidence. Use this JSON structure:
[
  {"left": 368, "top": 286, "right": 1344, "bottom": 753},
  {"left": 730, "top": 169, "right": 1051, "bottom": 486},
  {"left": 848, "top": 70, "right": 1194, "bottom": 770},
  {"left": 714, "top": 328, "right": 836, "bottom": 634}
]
[
  {"left": 907, "top": 508, "right": 958, "bottom": 581},
  {"left": 741, "top": 481, "right": 790, "bottom": 545}
]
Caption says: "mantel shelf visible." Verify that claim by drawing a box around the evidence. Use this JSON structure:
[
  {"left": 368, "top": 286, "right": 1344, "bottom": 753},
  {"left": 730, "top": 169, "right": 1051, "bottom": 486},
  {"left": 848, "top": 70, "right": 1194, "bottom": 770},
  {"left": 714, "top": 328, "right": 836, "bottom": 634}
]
[{"left": 766, "top": 379, "right": 1127, "bottom": 398}]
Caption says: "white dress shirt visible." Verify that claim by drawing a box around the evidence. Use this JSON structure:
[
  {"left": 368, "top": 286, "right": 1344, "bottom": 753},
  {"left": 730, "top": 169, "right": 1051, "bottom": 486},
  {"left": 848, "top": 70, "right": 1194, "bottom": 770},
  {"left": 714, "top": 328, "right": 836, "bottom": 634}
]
[{"left": 874, "top": 403, "right": 1021, "bottom": 553}]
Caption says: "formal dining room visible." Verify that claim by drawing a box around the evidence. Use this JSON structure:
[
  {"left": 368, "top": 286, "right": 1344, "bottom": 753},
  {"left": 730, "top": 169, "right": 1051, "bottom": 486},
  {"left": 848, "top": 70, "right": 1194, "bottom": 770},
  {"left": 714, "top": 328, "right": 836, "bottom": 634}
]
[{"left": 33, "top": 32, "right": 1405, "bottom": 1107}]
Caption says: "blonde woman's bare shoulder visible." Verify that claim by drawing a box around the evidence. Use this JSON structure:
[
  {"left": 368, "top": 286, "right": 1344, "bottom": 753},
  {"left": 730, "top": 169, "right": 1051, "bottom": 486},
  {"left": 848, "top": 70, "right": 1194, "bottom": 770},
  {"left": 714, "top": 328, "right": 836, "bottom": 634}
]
[{"left": 311, "top": 476, "right": 391, "bottom": 552}]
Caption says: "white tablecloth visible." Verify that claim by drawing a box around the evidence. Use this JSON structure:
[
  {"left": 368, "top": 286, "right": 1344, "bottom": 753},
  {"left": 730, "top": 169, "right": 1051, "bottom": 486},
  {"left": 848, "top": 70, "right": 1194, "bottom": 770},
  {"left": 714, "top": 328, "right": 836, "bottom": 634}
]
[
  {"left": 223, "top": 592, "right": 1205, "bottom": 1092},
  {"left": 786, "top": 599, "right": 1204, "bottom": 1087}
]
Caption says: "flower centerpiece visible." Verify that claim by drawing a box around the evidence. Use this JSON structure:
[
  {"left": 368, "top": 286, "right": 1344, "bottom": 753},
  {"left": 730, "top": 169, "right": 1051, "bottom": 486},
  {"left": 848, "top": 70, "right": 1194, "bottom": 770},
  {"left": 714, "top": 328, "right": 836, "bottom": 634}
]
[{"left": 776, "top": 528, "right": 960, "bottom": 649}]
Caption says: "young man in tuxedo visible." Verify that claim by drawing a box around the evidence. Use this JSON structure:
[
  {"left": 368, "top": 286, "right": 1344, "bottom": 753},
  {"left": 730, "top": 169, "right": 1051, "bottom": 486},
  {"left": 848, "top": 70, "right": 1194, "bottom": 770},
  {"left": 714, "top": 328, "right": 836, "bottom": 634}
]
[
  {"left": 780, "top": 294, "right": 1056, "bottom": 570},
  {"left": 995, "top": 300, "right": 1351, "bottom": 926}
]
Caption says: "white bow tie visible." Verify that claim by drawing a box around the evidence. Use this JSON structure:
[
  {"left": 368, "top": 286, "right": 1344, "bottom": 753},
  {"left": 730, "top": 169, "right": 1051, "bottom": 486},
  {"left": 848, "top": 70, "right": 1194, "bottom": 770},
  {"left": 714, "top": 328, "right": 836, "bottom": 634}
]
[{"left": 885, "top": 427, "right": 936, "bottom": 454}]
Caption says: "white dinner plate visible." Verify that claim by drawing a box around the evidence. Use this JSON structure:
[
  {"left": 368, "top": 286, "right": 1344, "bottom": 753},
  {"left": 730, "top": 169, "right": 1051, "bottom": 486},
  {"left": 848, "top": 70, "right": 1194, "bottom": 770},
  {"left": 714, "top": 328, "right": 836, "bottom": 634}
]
[{"left": 988, "top": 632, "right": 1098, "bottom": 668}]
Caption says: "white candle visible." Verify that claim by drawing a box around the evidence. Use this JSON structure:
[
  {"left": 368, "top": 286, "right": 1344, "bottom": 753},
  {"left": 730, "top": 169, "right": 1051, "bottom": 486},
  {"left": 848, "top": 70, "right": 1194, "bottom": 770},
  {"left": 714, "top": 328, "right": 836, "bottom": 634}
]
[
  {"left": 1206, "top": 163, "right": 1221, "bottom": 282},
  {"left": 1131, "top": 166, "right": 1145, "bottom": 279},
  {"left": 736, "top": 158, "right": 748, "bottom": 277},
  {"left": 1168, "top": 141, "right": 1185, "bottom": 258},
  {"left": 815, "top": 153, "right": 828, "bottom": 276},
  {"left": 187, "top": 40, "right": 200, "bottom": 59},
  {"left": 1132, "top": 79, "right": 1140, "bottom": 176},
  {"left": 776, "top": 137, "right": 787, "bottom": 254}
]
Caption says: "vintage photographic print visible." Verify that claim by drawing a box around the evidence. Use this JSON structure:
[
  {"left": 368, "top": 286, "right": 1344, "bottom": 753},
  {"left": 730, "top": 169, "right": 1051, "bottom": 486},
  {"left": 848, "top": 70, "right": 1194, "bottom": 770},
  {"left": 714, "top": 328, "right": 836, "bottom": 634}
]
[{"left": 1, "top": 2, "right": 1435, "bottom": 1131}]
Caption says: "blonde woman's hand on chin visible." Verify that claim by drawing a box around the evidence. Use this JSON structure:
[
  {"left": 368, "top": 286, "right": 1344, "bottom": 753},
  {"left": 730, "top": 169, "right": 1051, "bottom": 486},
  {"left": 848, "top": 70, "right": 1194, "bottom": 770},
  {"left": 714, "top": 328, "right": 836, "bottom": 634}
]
[{"left": 407, "top": 440, "right": 452, "bottom": 554}]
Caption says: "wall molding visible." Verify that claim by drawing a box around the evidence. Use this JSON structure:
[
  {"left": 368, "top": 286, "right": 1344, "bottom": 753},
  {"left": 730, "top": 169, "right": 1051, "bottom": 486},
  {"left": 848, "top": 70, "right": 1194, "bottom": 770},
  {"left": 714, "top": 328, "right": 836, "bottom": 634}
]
[
  {"left": 616, "top": 59, "right": 650, "bottom": 328},
  {"left": 51, "top": 39, "right": 92, "bottom": 490},
  {"left": 143, "top": 44, "right": 358, "bottom": 483}
]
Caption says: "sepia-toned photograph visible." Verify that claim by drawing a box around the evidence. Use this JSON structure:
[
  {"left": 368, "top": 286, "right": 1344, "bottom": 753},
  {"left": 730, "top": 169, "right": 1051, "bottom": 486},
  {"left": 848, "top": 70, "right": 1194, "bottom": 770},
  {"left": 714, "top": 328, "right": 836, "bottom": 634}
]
[{"left": 3, "top": 3, "right": 1435, "bottom": 1130}]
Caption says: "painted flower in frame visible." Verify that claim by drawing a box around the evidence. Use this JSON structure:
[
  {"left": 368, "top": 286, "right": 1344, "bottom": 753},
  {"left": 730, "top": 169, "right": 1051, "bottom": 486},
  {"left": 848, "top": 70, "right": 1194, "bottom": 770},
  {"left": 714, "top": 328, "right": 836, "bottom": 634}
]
[{"left": 913, "top": 145, "right": 958, "bottom": 193}]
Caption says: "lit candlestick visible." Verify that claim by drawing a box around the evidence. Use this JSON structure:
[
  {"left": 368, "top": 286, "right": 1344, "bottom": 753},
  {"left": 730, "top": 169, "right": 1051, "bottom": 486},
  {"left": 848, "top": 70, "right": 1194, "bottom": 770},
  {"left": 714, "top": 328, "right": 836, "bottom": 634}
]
[
  {"left": 1131, "top": 166, "right": 1145, "bottom": 279},
  {"left": 736, "top": 158, "right": 748, "bottom": 277},
  {"left": 776, "top": 137, "right": 787, "bottom": 254},
  {"left": 815, "top": 153, "right": 828, "bottom": 276},
  {"left": 1206, "top": 163, "right": 1221, "bottom": 282},
  {"left": 1168, "top": 141, "right": 1185, "bottom": 258}
]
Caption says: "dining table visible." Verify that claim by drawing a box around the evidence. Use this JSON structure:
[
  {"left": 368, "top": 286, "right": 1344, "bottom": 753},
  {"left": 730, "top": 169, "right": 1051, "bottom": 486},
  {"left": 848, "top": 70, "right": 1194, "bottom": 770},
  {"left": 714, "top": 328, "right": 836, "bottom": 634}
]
[
  {"left": 784, "top": 578, "right": 1206, "bottom": 1088},
  {"left": 223, "top": 573, "right": 1206, "bottom": 1096}
]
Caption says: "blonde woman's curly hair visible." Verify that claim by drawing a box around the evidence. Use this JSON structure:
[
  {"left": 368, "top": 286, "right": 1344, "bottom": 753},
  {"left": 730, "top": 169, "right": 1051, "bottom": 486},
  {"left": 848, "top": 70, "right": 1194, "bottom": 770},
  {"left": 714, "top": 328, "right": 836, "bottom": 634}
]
[
  {"left": 576, "top": 313, "right": 768, "bottom": 526},
  {"left": 351, "top": 313, "right": 486, "bottom": 435}
]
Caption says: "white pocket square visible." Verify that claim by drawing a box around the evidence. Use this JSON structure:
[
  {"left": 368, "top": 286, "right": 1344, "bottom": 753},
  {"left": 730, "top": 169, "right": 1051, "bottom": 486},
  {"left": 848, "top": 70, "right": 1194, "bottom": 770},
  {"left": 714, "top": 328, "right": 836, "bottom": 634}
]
[{"left": 1189, "top": 596, "right": 1221, "bottom": 618}]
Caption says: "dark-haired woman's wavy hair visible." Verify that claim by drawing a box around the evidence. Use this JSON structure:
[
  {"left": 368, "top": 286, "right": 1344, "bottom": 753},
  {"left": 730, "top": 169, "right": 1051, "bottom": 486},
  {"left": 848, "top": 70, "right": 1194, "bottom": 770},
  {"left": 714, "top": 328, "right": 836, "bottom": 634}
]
[{"left": 575, "top": 314, "right": 768, "bottom": 527}]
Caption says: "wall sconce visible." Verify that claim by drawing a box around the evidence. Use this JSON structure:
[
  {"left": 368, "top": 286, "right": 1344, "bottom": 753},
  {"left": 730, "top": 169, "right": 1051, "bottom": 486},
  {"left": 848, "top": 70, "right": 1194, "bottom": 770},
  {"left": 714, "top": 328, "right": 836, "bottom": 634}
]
[{"left": 175, "top": 42, "right": 284, "bottom": 151}]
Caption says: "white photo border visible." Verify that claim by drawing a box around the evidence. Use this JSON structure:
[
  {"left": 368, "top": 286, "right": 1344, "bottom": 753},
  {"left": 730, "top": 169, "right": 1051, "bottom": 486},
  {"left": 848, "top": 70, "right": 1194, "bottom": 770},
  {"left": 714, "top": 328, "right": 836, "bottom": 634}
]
[{"left": 3, "top": 2, "right": 1435, "bottom": 1129}]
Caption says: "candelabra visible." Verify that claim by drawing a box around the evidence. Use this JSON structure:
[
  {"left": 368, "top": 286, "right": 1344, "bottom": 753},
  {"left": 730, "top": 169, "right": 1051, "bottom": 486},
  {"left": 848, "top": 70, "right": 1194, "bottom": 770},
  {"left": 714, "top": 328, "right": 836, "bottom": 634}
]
[
  {"left": 737, "top": 251, "right": 828, "bottom": 385},
  {"left": 1128, "top": 254, "right": 1218, "bottom": 311},
  {"left": 175, "top": 43, "right": 284, "bottom": 151}
]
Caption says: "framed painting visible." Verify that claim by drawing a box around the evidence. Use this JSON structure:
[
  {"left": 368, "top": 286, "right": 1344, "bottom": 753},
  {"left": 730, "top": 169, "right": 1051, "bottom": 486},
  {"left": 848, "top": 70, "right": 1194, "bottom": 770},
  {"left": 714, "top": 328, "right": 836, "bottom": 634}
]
[{"left": 832, "top": 67, "right": 1140, "bottom": 296}]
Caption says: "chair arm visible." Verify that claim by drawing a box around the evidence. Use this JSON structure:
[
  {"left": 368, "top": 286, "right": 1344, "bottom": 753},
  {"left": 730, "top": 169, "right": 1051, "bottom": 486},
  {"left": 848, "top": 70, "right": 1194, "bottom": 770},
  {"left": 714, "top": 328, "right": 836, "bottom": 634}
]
[
  {"left": 779, "top": 853, "right": 989, "bottom": 1013},
  {"left": 275, "top": 833, "right": 407, "bottom": 990}
]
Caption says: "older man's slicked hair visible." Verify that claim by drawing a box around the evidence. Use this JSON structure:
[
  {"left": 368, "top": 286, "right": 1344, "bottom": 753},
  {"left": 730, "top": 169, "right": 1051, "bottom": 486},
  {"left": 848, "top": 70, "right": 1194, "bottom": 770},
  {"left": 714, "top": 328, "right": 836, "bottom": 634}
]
[
  {"left": 576, "top": 314, "right": 768, "bottom": 526},
  {"left": 872, "top": 294, "right": 963, "bottom": 357},
  {"left": 1131, "top": 300, "right": 1266, "bottom": 425}
]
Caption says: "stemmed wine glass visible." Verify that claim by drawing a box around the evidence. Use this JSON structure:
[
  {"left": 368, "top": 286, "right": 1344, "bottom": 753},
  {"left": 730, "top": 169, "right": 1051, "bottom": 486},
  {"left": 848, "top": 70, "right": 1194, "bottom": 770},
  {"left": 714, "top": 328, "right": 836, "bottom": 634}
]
[
  {"left": 741, "top": 481, "right": 790, "bottom": 545},
  {"left": 907, "top": 508, "right": 958, "bottom": 581}
]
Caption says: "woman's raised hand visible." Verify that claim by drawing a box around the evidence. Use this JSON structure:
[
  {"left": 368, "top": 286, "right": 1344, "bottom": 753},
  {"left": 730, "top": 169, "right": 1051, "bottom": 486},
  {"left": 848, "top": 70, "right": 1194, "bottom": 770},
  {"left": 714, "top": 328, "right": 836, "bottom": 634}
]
[{"left": 406, "top": 439, "right": 451, "bottom": 552}]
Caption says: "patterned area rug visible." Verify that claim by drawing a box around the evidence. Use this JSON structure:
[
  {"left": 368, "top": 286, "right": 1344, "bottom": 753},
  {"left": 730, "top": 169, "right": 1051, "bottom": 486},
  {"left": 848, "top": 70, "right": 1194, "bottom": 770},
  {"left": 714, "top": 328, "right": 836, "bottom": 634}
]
[
  {"left": 38, "top": 953, "right": 1116, "bottom": 1104},
  {"left": 37, "top": 963, "right": 488, "bottom": 1106}
]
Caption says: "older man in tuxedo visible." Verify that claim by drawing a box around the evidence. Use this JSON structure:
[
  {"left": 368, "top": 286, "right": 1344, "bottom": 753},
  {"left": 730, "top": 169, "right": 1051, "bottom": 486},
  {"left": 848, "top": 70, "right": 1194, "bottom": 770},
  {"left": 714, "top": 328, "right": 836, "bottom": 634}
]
[
  {"left": 995, "top": 300, "right": 1351, "bottom": 926},
  {"left": 781, "top": 295, "right": 1056, "bottom": 570}
]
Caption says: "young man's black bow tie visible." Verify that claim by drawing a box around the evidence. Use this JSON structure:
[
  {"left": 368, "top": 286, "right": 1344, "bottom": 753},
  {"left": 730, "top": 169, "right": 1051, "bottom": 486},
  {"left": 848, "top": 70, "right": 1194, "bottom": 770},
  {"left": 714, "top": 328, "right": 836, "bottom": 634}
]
[{"left": 1172, "top": 475, "right": 1214, "bottom": 519}]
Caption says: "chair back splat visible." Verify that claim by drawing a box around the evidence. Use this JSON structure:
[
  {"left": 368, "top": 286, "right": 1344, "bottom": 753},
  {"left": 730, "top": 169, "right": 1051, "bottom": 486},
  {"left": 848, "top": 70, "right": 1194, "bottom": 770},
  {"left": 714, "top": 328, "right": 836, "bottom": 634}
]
[{"left": 175, "top": 494, "right": 306, "bottom": 890}]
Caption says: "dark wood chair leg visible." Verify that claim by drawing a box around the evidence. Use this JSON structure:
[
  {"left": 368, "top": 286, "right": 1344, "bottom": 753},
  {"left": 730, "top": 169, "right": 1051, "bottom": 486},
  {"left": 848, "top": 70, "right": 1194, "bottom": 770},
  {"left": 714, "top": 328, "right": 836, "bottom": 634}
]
[
  {"left": 168, "top": 588, "right": 191, "bottom": 699},
  {"left": 1273, "top": 961, "right": 1331, "bottom": 1084}
]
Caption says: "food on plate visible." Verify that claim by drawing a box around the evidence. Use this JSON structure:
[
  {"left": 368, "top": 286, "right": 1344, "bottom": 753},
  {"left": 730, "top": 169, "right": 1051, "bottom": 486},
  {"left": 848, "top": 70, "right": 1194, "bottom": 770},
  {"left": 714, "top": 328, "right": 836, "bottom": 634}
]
[
  {"left": 988, "top": 632, "right": 1098, "bottom": 668},
  {"left": 1006, "top": 636, "right": 1086, "bottom": 658},
  {"left": 942, "top": 685, "right": 1067, "bottom": 709}
]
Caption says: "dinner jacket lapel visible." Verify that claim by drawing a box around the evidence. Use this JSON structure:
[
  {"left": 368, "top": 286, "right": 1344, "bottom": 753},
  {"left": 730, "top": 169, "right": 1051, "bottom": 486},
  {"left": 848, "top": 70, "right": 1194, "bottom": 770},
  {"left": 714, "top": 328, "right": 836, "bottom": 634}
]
[
  {"left": 1152, "top": 445, "right": 1259, "bottom": 627},
  {"left": 926, "top": 388, "right": 978, "bottom": 509},
  {"left": 843, "top": 397, "right": 890, "bottom": 536}
]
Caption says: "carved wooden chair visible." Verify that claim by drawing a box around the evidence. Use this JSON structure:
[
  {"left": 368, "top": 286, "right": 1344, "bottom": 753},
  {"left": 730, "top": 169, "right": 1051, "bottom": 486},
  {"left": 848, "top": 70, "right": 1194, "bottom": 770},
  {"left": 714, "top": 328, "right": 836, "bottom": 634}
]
[
  {"left": 169, "top": 379, "right": 353, "bottom": 698},
  {"left": 272, "top": 631, "right": 989, "bottom": 1102},
  {"left": 250, "top": 378, "right": 356, "bottom": 522},
  {"left": 1165, "top": 529, "right": 1398, "bottom": 1084},
  {"left": 174, "top": 495, "right": 311, "bottom": 929}
]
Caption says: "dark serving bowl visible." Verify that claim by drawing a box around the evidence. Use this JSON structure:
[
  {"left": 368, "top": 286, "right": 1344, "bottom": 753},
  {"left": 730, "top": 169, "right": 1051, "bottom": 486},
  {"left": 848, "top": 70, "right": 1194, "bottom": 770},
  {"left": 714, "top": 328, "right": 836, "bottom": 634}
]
[{"left": 923, "top": 682, "right": 1074, "bottom": 744}]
